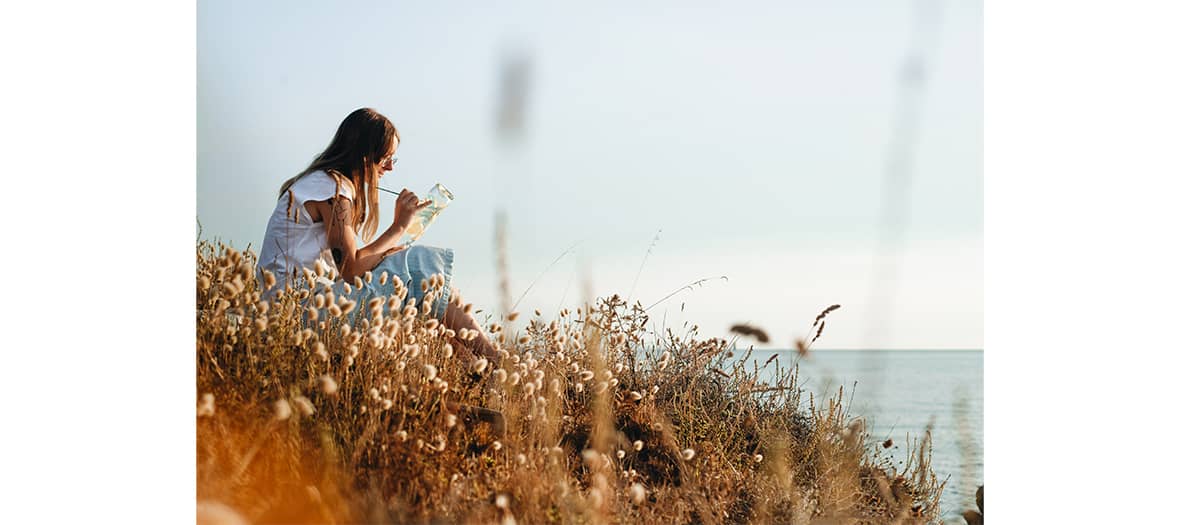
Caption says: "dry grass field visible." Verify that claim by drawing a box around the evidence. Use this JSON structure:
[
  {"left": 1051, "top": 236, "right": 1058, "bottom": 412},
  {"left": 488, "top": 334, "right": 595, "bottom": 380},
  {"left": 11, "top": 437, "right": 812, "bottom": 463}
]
[{"left": 196, "top": 241, "right": 943, "bottom": 524}]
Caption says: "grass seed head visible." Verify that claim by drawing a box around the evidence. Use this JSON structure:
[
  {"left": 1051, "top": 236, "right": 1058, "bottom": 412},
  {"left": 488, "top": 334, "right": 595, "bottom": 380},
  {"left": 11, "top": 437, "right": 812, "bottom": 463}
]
[
  {"left": 319, "top": 375, "right": 338, "bottom": 395},
  {"left": 628, "top": 483, "right": 647, "bottom": 505},
  {"left": 473, "top": 357, "right": 489, "bottom": 374},
  {"left": 274, "top": 399, "right": 292, "bottom": 421},
  {"left": 729, "top": 323, "right": 770, "bottom": 343},
  {"left": 197, "top": 393, "right": 215, "bottom": 417},
  {"left": 293, "top": 396, "right": 315, "bottom": 416},
  {"left": 813, "top": 304, "right": 842, "bottom": 325}
]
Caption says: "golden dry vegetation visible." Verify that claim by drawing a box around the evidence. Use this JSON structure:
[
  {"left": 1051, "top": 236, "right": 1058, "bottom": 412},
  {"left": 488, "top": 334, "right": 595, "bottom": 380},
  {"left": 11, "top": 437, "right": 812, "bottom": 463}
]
[{"left": 196, "top": 241, "right": 943, "bottom": 524}]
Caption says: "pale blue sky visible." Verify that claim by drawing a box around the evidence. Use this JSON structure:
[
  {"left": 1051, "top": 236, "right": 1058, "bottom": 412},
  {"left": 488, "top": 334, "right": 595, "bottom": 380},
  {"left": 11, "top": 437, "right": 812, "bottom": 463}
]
[{"left": 198, "top": 0, "right": 981, "bottom": 349}]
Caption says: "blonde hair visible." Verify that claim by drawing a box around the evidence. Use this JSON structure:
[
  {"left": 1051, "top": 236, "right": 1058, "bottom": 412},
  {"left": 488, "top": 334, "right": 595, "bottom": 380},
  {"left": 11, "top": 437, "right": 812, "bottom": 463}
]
[{"left": 279, "top": 108, "right": 399, "bottom": 242}]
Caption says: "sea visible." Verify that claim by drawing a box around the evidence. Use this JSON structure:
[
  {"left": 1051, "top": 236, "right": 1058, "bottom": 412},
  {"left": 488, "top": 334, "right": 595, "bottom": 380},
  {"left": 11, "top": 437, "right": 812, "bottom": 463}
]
[{"left": 742, "top": 350, "right": 983, "bottom": 524}]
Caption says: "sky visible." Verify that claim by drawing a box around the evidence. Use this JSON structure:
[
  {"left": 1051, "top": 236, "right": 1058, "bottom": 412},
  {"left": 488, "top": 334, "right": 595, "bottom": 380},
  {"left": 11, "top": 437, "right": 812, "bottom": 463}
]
[{"left": 197, "top": 0, "right": 981, "bottom": 350}]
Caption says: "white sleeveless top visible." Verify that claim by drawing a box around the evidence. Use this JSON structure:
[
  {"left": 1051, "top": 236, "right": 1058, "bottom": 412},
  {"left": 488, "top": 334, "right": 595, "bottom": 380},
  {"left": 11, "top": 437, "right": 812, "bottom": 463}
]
[{"left": 257, "top": 170, "right": 355, "bottom": 296}]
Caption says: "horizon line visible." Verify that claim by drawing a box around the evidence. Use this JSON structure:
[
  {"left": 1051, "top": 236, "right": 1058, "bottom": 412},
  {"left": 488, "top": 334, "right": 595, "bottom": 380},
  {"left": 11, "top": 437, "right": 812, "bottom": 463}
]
[{"left": 758, "top": 348, "right": 983, "bottom": 352}]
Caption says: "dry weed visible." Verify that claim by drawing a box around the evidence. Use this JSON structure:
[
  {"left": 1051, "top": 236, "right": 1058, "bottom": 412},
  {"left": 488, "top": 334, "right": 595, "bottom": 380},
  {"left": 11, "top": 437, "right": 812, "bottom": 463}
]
[{"left": 196, "top": 242, "right": 941, "bottom": 524}]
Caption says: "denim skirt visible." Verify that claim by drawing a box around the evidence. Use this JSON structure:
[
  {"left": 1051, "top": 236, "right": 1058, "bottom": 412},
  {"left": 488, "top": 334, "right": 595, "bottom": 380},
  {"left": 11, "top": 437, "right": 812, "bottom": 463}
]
[{"left": 336, "top": 245, "right": 455, "bottom": 321}]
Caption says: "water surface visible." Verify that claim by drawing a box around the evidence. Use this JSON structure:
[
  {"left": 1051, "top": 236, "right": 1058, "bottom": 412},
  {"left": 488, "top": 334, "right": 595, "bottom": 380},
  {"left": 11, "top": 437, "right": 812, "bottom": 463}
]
[{"left": 743, "top": 350, "right": 983, "bottom": 524}]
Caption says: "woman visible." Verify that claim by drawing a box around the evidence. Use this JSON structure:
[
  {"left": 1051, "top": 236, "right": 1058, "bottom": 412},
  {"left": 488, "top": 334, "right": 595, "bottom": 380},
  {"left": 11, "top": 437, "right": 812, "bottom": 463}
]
[{"left": 257, "top": 107, "right": 495, "bottom": 360}]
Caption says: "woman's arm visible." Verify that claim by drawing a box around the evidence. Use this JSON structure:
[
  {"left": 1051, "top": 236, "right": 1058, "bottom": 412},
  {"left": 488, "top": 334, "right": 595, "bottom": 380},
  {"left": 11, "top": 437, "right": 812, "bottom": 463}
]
[{"left": 307, "top": 190, "right": 429, "bottom": 282}]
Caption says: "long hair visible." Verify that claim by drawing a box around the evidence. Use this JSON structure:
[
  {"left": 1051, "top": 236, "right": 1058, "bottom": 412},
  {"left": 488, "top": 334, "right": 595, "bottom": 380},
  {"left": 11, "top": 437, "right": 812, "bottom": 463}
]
[{"left": 279, "top": 108, "right": 399, "bottom": 242}]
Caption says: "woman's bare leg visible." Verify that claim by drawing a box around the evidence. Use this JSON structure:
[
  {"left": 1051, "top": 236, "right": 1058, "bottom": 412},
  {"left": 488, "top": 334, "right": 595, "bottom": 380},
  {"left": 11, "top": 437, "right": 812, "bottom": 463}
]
[{"left": 442, "top": 290, "right": 497, "bottom": 363}]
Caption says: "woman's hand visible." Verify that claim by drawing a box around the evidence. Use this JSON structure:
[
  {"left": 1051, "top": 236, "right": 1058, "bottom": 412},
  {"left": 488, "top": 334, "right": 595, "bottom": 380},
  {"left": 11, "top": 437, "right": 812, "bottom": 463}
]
[{"left": 392, "top": 188, "right": 432, "bottom": 230}]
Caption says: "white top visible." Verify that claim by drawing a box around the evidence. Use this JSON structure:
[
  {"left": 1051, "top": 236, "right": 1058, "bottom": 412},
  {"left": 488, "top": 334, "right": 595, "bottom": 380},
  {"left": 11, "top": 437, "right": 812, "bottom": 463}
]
[{"left": 257, "top": 170, "right": 355, "bottom": 296}]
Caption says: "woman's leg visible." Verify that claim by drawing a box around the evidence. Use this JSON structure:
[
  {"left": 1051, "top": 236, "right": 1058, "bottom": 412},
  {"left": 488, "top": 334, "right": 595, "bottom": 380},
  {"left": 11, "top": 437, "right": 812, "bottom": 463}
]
[{"left": 442, "top": 289, "right": 497, "bottom": 363}]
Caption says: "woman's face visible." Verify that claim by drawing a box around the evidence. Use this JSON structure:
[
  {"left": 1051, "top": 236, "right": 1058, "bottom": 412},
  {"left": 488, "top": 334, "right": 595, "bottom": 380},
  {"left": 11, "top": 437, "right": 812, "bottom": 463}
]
[{"left": 377, "top": 137, "right": 399, "bottom": 178}]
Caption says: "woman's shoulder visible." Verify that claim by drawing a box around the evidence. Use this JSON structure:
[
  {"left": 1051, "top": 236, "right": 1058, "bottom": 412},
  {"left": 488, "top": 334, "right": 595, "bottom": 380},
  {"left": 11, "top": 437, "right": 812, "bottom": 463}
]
[{"left": 292, "top": 170, "right": 356, "bottom": 200}]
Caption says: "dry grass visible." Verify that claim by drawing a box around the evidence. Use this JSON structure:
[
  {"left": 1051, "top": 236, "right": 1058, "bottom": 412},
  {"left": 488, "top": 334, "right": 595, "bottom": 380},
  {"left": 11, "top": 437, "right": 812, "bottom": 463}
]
[{"left": 196, "top": 241, "right": 942, "bottom": 524}]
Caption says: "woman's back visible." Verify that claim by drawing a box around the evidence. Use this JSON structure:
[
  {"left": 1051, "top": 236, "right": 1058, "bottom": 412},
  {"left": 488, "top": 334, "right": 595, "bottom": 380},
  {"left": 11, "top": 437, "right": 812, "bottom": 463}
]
[{"left": 257, "top": 170, "right": 355, "bottom": 294}]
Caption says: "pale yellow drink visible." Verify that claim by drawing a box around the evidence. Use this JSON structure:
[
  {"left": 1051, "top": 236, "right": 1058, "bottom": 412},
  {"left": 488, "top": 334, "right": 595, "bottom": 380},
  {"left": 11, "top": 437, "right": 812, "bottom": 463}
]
[{"left": 401, "top": 183, "right": 454, "bottom": 246}]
